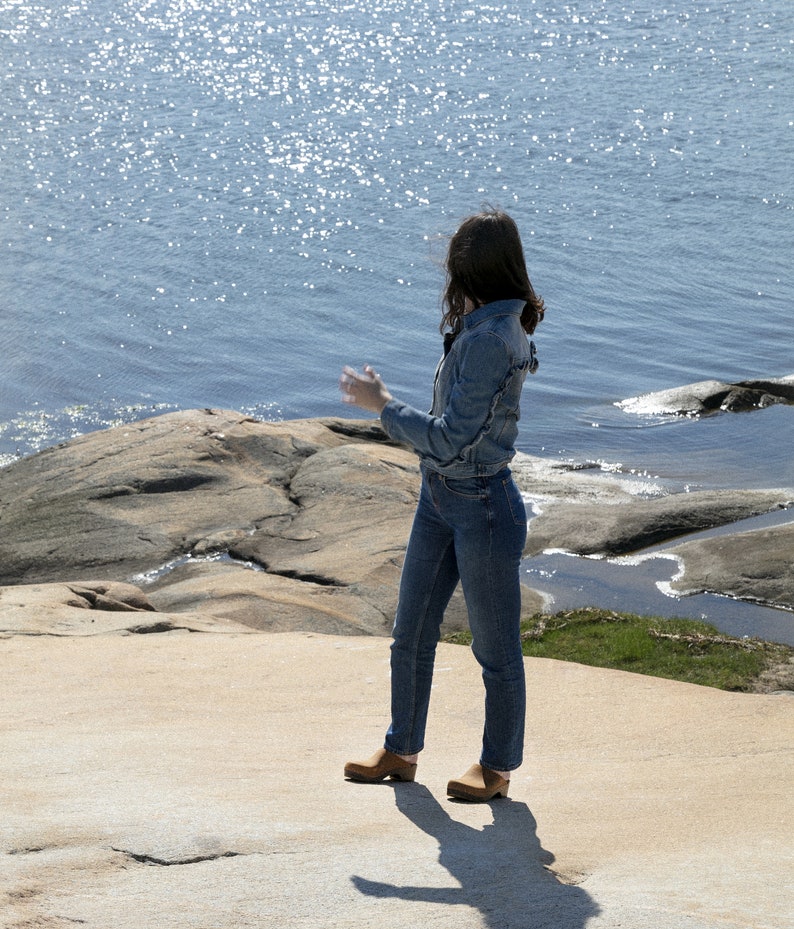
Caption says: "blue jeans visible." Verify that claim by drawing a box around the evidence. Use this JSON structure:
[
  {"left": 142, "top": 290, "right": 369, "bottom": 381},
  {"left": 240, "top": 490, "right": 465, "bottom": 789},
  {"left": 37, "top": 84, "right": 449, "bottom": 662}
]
[{"left": 384, "top": 466, "right": 528, "bottom": 771}]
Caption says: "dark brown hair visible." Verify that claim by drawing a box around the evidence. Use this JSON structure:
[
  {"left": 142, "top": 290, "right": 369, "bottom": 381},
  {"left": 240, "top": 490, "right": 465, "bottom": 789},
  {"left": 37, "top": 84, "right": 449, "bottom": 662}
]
[{"left": 441, "top": 208, "right": 545, "bottom": 335}]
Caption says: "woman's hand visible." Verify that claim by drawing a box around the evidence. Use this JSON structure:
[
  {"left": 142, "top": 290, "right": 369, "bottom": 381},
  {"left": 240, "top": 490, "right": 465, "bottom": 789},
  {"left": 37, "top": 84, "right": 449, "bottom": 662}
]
[{"left": 339, "top": 364, "right": 393, "bottom": 415}]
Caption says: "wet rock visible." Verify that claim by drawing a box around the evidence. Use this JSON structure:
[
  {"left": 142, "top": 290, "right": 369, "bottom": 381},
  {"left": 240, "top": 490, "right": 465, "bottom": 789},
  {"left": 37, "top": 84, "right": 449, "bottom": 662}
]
[
  {"left": 619, "top": 374, "right": 794, "bottom": 416},
  {"left": 511, "top": 454, "right": 793, "bottom": 614},
  {"left": 668, "top": 521, "right": 794, "bottom": 610},
  {"left": 522, "top": 487, "right": 792, "bottom": 557}
]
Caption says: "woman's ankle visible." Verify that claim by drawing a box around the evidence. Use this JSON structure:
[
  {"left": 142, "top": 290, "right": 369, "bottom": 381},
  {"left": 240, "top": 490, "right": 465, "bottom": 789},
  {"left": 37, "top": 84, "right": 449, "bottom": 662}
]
[{"left": 487, "top": 767, "right": 511, "bottom": 781}]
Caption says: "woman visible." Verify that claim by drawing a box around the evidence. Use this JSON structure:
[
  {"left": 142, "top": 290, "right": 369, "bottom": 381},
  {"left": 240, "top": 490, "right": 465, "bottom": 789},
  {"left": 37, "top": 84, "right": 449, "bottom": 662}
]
[{"left": 339, "top": 208, "right": 544, "bottom": 801}]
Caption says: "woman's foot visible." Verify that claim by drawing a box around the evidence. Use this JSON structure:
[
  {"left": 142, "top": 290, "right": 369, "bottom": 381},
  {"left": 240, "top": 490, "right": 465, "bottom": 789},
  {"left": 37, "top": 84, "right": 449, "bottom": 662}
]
[
  {"left": 447, "top": 764, "right": 510, "bottom": 801},
  {"left": 344, "top": 748, "right": 418, "bottom": 783}
]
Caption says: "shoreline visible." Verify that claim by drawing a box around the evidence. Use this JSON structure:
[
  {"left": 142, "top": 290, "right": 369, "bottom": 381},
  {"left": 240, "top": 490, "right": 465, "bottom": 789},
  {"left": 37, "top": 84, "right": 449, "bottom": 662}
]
[{"left": 0, "top": 408, "right": 791, "bottom": 651}]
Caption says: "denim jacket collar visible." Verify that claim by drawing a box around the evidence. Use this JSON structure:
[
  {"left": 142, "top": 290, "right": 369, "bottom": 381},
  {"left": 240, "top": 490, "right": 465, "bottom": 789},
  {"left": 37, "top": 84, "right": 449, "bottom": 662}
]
[{"left": 462, "top": 298, "right": 525, "bottom": 330}]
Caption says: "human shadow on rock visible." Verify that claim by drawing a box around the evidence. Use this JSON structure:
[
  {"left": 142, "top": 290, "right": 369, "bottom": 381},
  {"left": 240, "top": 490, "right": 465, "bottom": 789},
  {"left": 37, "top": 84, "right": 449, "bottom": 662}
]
[{"left": 351, "top": 783, "right": 599, "bottom": 929}]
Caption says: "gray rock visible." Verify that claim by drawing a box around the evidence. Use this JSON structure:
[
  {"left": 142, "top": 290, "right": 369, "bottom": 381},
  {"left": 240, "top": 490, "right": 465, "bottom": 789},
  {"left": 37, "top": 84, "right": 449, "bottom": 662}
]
[
  {"left": 513, "top": 455, "right": 793, "bottom": 612},
  {"left": 523, "top": 487, "right": 793, "bottom": 557},
  {"left": 619, "top": 374, "right": 794, "bottom": 416},
  {"left": 668, "top": 521, "right": 794, "bottom": 609},
  {"left": 0, "top": 410, "right": 544, "bottom": 634},
  {"left": 147, "top": 560, "right": 397, "bottom": 636},
  {"left": 0, "top": 409, "right": 393, "bottom": 586}
]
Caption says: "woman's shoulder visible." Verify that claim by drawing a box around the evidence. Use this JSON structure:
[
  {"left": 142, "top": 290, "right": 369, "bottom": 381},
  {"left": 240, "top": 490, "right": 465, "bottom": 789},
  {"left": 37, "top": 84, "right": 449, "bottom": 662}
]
[
  {"left": 465, "top": 313, "right": 527, "bottom": 345},
  {"left": 454, "top": 325, "right": 525, "bottom": 369}
]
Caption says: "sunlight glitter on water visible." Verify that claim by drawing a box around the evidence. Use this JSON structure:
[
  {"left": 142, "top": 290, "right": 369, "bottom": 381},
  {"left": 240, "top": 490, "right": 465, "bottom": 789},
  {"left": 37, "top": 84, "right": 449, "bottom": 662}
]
[{"left": 2, "top": 0, "right": 792, "bottom": 485}]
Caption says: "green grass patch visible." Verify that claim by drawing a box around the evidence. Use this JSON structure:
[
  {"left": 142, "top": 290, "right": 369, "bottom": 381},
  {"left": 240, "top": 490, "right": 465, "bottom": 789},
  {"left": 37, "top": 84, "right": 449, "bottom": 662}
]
[{"left": 443, "top": 607, "right": 793, "bottom": 691}]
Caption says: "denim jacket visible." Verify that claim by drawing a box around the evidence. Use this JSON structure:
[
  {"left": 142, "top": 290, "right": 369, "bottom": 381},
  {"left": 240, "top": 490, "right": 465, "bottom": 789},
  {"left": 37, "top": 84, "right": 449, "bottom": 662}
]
[{"left": 380, "top": 298, "right": 537, "bottom": 477}]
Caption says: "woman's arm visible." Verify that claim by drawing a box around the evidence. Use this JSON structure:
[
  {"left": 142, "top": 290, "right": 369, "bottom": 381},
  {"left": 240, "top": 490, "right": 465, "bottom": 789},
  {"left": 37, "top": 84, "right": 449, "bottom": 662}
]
[
  {"left": 341, "top": 331, "right": 512, "bottom": 463},
  {"left": 381, "top": 332, "right": 511, "bottom": 463}
]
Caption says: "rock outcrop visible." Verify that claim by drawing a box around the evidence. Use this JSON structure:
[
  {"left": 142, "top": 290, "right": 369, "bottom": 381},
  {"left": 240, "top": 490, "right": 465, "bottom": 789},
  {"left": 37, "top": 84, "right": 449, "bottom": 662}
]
[
  {"left": 0, "top": 410, "right": 371, "bottom": 585},
  {"left": 668, "top": 521, "right": 794, "bottom": 607},
  {"left": 0, "top": 408, "right": 792, "bottom": 633},
  {"left": 619, "top": 374, "right": 794, "bottom": 416},
  {"left": 0, "top": 411, "right": 425, "bottom": 634},
  {"left": 523, "top": 482, "right": 791, "bottom": 559},
  {"left": 0, "top": 410, "right": 524, "bottom": 634}
]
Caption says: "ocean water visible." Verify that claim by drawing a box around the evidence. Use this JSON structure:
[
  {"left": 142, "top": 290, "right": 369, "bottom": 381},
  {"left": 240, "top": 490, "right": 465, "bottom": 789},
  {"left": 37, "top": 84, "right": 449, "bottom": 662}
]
[{"left": 2, "top": 1, "right": 792, "bottom": 638}]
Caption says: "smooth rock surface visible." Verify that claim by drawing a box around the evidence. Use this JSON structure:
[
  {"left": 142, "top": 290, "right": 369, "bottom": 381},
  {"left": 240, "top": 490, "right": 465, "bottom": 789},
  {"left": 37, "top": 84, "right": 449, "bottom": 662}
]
[
  {"left": 0, "top": 579, "right": 252, "bottom": 637},
  {"left": 669, "top": 520, "right": 794, "bottom": 608},
  {"left": 523, "top": 487, "right": 792, "bottom": 558},
  {"left": 2, "top": 631, "right": 792, "bottom": 929},
  {"left": 0, "top": 410, "right": 387, "bottom": 586},
  {"left": 2, "top": 410, "right": 792, "bottom": 928}
]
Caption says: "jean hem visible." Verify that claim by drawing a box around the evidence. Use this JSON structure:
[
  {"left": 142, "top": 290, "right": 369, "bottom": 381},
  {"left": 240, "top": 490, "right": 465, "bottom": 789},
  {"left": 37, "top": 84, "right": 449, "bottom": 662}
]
[
  {"left": 385, "top": 740, "right": 424, "bottom": 757},
  {"left": 480, "top": 759, "right": 523, "bottom": 773}
]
